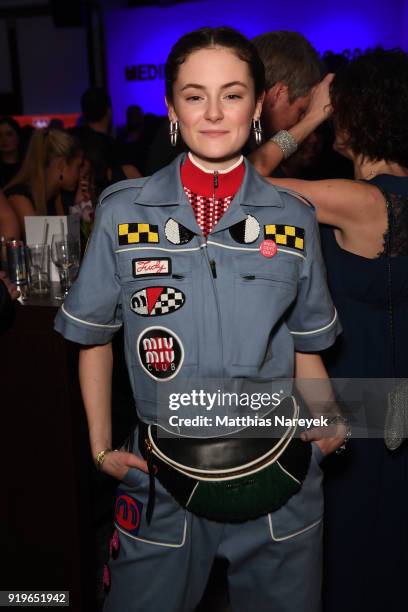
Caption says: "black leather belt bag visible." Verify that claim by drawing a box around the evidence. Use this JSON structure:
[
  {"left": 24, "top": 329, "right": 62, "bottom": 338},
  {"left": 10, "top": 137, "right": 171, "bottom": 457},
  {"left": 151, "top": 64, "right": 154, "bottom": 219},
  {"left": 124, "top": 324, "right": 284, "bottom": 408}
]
[{"left": 139, "top": 396, "right": 312, "bottom": 523}]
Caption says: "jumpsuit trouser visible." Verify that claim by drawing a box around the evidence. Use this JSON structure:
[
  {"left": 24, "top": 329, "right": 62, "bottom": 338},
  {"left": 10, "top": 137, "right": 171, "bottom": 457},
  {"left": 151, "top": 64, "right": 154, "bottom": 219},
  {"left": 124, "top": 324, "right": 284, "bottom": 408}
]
[{"left": 104, "top": 442, "right": 324, "bottom": 612}]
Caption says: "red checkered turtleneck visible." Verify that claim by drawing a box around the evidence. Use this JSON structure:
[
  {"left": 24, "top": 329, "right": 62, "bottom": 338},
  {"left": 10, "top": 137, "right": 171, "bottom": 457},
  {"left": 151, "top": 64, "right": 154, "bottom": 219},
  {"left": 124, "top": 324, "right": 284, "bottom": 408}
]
[{"left": 181, "top": 152, "right": 245, "bottom": 238}]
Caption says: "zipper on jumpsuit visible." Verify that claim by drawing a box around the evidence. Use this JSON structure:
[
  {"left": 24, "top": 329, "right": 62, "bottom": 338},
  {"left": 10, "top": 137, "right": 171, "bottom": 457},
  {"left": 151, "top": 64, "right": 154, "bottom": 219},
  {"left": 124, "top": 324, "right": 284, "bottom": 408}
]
[
  {"left": 204, "top": 170, "right": 224, "bottom": 375},
  {"left": 146, "top": 170, "right": 225, "bottom": 524}
]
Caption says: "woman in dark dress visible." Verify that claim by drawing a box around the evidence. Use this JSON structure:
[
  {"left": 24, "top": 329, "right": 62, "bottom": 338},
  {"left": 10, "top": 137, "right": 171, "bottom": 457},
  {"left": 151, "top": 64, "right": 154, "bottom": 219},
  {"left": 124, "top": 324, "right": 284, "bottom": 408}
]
[{"left": 269, "top": 48, "right": 408, "bottom": 612}]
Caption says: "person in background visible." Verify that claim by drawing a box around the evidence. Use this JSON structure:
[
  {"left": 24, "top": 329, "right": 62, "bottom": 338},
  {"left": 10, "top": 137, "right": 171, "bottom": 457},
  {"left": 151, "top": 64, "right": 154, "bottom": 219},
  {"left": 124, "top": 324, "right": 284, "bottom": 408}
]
[
  {"left": 249, "top": 31, "right": 333, "bottom": 177},
  {"left": 268, "top": 47, "right": 408, "bottom": 612},
  {"left": 0, "top": 191, "right": 20, "bottom": 334},
  {"left": 4, "top": 128, "right": 83, "bottom": 235},
  {"left": 116, "top": 105, "right": 147, "bottom": 174},
  {"left": 253, "top": 31, "right": 322, "bottom": 135},
  {"left": 73, "top": 88, "right": 141, "bottom": 198},
  {"left": 20, "top": 125, "right": 34, "bottom": 156},
  {"left": 0, "top": 117, "right": 23, "bottom": 188},
  {"left": 0, "top": 190, "right": 20, "bottom": 240}
]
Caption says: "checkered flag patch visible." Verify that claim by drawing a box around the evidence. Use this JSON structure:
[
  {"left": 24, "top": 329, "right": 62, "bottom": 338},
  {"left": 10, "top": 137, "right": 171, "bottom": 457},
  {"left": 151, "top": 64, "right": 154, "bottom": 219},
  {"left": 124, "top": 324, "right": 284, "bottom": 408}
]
[
  {"left": 151, "top": 288, "right": 184, "bottom": 315},
  {"left": 130, "top": 286, "right": 186, "bottom": 317},
  {"left": 118, "top": 222, "right": 159, "bottom": 245},
  {"left": 264, "top": 224, "right": 305, "bottom": 251}
]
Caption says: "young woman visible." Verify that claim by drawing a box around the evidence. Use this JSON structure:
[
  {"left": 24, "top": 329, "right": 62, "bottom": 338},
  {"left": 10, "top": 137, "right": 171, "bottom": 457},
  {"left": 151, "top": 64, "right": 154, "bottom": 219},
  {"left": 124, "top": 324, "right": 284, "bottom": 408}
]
[
  {"left": 55, "top": 27, "right": 345, "bottom": 612},
  {"left": 5, "top": 128, "right": 83, "bottom": 235},
  {"left": 268, "top": 48, "right": 408, "bottom": 612}
]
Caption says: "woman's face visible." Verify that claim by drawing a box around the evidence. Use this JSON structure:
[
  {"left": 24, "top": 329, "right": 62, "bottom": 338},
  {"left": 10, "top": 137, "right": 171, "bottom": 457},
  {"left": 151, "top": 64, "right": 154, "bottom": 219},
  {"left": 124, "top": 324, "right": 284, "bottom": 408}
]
[
  {"left": 0, "top": 123, "right": 19, "bottom": 156},
  {"left": 167, "top": 46, "right": 263, "bottom": 169},
  {"left": 61, "top": 153, "right": 83, "bottom": 192}
]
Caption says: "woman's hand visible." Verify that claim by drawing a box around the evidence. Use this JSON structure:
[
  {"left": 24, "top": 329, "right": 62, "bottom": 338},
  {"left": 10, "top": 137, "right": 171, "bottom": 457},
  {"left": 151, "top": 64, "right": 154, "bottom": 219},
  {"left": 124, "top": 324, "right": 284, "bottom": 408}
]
[
  {"left": 99, "top": 449, "right": 149, "bottom": 481},
  {"left": 305, "top": 73, "right": 334, "bottom": 123},
  {"left": 300, "top": 421, "right": 348, "bottom": 456},
  {"left": 294, "top": 352, "right": 348, "bottom": 457}
]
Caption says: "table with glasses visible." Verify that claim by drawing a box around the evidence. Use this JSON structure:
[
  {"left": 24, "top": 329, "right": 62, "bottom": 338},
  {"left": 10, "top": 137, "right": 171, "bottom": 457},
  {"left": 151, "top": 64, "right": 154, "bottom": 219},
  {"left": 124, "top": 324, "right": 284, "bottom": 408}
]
[{"left": 1, "top": 285, "right": 136, "bottom": 611}]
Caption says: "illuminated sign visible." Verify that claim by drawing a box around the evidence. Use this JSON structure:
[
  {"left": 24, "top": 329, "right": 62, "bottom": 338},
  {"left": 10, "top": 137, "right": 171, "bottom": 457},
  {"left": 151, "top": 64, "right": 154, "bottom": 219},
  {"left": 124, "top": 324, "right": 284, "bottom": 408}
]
[{"left": 125, "top": 64, "right": 165, "bottom": 81}]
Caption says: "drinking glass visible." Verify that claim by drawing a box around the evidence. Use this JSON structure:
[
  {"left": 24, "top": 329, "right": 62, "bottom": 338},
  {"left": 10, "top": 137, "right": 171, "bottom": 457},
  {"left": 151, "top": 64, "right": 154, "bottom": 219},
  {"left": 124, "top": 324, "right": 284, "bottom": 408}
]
[
  {"left": 27, "top": 244, "right": 50, "bottom": 294},
  {"left": 51, "top": 234, "right": 80, "bottom": 299}
]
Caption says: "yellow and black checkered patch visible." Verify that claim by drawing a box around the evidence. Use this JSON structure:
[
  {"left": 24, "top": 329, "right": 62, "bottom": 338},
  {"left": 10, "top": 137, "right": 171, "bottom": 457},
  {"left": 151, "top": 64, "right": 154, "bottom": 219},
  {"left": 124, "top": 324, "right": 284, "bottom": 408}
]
[
  {"left": 118, "top": 223, "right": 159, "bottom": 245},
  {"left": 264, "top": 224, "right": 305, "bottom": 251}
]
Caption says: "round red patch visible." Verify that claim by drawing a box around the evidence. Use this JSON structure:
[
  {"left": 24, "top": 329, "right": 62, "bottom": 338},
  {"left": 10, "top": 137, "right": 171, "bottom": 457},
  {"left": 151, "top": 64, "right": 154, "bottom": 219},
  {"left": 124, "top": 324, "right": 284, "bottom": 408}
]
[
  {"left": 260, "top": 239, "right": 278, "bottom": 258},
  {"left": 115, "top": 493, "right": 142, "bottom": 535}
]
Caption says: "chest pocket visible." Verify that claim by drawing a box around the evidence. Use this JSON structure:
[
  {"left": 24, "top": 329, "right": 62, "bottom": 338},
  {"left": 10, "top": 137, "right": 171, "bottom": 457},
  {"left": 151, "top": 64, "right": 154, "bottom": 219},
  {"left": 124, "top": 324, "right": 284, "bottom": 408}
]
[
  {"left": 232, "top": 258, "right": 300, "bottom": 367},
  {"left": 117, "top": 251, "right": 198, "bottom": 369}
]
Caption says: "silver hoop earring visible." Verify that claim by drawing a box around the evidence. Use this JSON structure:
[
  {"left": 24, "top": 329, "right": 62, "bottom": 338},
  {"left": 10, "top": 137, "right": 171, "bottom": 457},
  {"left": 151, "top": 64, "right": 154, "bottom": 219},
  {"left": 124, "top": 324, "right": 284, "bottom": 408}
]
[
  {"left": 169, "top": 120, "right": 179, "bottom": 147},
  {"left": 253, "top": 118, "right": 263, "bottom": 146}
]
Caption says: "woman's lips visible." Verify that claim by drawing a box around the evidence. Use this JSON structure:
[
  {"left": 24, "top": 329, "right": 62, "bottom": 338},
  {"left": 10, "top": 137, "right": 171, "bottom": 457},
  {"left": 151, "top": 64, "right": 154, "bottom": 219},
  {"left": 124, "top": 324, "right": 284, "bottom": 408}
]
[{"left": 200, "top": 131, "right": 229, "bottom": 137}]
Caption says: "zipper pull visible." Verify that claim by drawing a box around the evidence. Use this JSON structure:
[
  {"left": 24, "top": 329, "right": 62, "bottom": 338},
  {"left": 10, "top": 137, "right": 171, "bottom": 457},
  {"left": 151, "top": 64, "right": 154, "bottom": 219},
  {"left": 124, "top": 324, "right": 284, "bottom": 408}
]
[
  {"left": 210, "top": 260, "right": 217, "bottom": 278},
  {"left": 213, "top": 171, "right": 219, "bottom": 189}
]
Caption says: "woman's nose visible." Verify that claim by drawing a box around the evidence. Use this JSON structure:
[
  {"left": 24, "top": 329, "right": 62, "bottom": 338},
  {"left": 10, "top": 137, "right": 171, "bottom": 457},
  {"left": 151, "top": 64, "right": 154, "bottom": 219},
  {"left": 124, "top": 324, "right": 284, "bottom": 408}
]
[{"left": 204, "top": 98, "right": 224, "bottom": 122}]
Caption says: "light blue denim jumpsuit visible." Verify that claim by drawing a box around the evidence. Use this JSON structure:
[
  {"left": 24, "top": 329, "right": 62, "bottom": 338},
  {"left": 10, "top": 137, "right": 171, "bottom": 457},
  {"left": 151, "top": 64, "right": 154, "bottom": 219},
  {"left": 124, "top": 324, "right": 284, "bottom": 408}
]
[{"left": 55, "top": 154, "right": 341, "bottom": 612}]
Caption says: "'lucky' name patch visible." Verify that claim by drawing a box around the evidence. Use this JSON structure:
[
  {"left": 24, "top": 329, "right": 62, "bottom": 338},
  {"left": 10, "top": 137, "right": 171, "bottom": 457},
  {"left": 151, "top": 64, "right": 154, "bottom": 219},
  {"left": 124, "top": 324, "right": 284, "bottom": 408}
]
[
  {"left": 130, "top": 287, "right": 185, "bottom": 316},
  {"left": 137, "top": 326, "right": 184, "bottom": 381},
  {"left": 132, "top": 257, "right": 171, "bottom": 277},
  {"left": 264, "top": 224, "right": 305, "bottom": 251},
  {"left": 118, "top": 222, "right": 159, "bottom": 245}
]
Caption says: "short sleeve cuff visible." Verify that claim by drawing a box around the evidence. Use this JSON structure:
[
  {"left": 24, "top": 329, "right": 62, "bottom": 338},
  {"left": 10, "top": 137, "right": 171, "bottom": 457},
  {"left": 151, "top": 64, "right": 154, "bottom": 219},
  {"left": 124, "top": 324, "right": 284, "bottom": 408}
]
[
  {"left": 54, "top": 305, "right": 122, "bottom": 345},
  {"left": 289, "top": 309, "right": 342, "bottom": 352}
]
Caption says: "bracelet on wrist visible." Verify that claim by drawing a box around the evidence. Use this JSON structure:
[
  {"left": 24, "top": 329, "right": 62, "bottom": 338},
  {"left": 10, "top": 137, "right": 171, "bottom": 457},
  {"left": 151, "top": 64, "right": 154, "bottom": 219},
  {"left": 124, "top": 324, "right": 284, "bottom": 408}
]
[
  {"left": 326, "top": 415, "right": 352, "bottom": 454},
  {"left": 270, "top": 130, "right": 298, "bottom": 160},
  {"left": 94, "top": 447, "right": 113, "bottom": 471}
]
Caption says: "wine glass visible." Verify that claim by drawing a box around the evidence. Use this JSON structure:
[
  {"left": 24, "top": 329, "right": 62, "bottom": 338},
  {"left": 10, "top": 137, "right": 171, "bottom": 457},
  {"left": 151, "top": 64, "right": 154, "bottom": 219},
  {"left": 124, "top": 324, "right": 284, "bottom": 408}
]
[{"left": 51, "top": 234, "right": 80, "bottom": 300}]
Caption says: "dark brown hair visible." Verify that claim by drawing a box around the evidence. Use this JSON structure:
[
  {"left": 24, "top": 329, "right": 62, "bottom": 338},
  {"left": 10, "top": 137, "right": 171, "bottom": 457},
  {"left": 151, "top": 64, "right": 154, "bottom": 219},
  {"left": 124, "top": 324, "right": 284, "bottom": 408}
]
[
  {"left": 331, "top": 47, "right": 408, "bottom": 166},
  {"left": 165, "top": 26, "right": 265, "bottom": 102}
]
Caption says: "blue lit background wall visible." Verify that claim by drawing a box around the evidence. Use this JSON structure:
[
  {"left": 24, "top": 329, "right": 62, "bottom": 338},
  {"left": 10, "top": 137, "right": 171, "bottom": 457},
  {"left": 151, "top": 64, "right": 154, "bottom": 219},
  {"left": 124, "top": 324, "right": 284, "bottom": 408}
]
[{"left": 104, "top": 0, "right": 407, "bottom": 124}]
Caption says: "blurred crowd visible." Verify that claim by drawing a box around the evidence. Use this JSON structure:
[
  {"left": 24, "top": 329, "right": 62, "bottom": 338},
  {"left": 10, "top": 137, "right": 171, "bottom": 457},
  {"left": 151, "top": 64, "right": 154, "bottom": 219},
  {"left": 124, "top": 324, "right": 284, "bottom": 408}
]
[{"left": 0, "top": 44, "right": 359, "bottom": 247}]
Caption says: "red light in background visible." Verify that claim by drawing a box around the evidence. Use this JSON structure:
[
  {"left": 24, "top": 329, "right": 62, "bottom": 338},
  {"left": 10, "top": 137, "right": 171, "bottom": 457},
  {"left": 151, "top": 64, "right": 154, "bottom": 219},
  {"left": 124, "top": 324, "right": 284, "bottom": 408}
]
[{"left": 13, "top": 113, "right": 80, "bottom": 129}]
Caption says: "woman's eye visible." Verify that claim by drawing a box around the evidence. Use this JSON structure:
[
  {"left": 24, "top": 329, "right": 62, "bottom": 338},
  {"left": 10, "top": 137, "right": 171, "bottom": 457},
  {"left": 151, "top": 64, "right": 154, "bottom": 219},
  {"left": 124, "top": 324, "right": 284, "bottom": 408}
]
[
  {"left": 186, "top": 95, "right": 202, "bottom": 102},
  {"left": 225, "top": 94, "right": 242, "bottom": 100}
]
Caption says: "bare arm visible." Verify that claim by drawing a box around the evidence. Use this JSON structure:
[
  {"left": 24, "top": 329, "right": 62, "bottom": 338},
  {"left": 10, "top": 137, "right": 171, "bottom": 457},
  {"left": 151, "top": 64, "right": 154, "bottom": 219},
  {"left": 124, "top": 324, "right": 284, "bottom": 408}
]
[
  {"left": 79, "top": 343, "right": 147, "bottom": 478},
  {"left": 122, "top": 164, "right": 142, "bottom": 179},
  {"left": 295, "top": 352, "right": 347, "bottom": 455},
  {"left": 268, "top": 177, "right": 382, "bottom": 229},
  {"left": 0, "top": 191, "right": 21, "bottom": 239},
  {"left": 249, "top": 74, "right": 334, "bottom": 176},
  {"left": 8, "top": 194, "right": 36, "bottom": 237}
]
